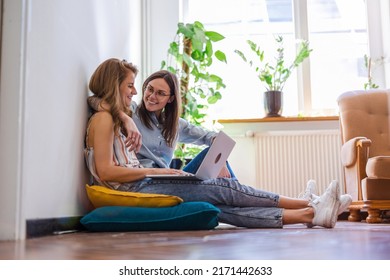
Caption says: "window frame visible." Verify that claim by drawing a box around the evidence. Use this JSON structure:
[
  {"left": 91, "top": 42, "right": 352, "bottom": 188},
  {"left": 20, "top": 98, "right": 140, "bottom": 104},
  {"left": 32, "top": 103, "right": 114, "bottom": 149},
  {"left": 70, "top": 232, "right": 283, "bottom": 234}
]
[{"left": 144, "top": 0, "right": 389, "bottom": 119}]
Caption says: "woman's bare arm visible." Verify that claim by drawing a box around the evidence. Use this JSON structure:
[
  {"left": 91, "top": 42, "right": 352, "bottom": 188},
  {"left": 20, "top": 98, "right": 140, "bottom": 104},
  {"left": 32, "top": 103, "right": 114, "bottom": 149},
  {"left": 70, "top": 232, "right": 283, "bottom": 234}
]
[
  {"left": 89, "top": 112, "right": 184, "bottom": 183},
  {"left": 87, "top": 96, "right": 142, "bottom": 152}
]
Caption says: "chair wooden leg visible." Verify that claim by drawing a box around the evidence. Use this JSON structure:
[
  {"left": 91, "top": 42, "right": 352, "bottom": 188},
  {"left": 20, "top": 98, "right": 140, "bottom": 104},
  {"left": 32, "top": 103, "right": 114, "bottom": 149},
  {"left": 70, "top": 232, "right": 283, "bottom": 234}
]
[
  {"left": 366, "top": 208, "right": 382, "bottom": 223},
  {"left": 348, "top": 208, "right": 361, "bottom": 222}
]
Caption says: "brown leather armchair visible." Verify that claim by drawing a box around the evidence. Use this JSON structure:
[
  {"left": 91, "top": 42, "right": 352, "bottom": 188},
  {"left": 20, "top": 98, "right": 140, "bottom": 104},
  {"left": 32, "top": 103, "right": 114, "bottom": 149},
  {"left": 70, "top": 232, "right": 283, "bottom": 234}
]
[{"left": 338, "top": 89, "right": 390, "bottom": 223}]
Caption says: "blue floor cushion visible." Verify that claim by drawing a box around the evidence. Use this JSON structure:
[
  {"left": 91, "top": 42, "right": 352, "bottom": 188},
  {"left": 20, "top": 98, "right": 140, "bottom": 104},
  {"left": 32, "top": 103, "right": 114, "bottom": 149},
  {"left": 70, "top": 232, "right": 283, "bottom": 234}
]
[{"left": 80, "top": 201, "right": 220, "bottom": 231}]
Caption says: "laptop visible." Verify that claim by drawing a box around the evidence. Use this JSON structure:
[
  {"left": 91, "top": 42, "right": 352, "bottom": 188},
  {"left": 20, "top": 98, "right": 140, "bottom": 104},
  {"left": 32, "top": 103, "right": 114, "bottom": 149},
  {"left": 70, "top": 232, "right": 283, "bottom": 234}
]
[{"left": 146, "top": 131, "right": 236, "bottom": 180}]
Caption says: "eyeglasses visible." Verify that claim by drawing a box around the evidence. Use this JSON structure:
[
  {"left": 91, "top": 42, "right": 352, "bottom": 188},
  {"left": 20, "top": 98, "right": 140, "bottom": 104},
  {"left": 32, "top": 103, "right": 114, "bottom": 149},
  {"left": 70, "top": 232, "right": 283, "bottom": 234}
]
[{"left": 145, "top": 84, "right": 171, "bottom": 99}]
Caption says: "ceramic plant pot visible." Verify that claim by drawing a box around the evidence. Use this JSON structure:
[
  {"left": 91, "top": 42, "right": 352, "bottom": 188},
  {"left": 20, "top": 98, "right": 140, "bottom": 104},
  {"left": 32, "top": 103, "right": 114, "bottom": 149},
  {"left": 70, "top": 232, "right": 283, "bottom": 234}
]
[{"left": 264, "top": 90, "right": 283, "bottom": 117}]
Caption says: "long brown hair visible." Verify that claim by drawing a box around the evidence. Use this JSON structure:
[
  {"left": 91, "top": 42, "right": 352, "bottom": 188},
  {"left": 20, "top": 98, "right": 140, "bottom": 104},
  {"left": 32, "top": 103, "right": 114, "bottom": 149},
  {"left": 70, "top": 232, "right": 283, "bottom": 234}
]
[
  {"left": 138, "top": 70, "right": 181, "bottom": 147},
  {"left": 89, "top": 58, "right": 138, "bottom": 134}
]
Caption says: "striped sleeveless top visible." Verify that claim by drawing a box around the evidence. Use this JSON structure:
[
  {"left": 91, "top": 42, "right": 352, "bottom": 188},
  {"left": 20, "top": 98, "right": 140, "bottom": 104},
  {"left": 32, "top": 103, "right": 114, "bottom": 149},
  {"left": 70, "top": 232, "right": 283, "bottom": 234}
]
[{"left": 84, "top": 114, "right": 142, "bottom": 189}]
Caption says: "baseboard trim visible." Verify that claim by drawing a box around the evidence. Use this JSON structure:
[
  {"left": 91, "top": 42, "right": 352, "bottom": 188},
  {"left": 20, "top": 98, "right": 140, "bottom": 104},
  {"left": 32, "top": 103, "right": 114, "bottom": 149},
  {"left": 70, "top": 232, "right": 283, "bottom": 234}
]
[{"left": 26, "top": 216, "right": 84, "bottom": 238}]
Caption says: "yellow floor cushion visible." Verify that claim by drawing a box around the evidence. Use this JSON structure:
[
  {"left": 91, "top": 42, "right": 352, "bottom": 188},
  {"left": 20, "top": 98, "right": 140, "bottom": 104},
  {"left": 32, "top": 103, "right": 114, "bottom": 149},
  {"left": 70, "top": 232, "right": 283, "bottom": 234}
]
[{"left": 85, "top": 184, "right": 183, "bottom": 208}]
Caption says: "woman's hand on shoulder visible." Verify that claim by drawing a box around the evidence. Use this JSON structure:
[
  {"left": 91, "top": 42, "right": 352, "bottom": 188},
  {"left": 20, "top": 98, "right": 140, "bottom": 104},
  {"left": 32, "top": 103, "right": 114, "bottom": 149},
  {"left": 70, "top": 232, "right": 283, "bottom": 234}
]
[{"left": 120, "top": 112, "right": 142, "bottom": 153}]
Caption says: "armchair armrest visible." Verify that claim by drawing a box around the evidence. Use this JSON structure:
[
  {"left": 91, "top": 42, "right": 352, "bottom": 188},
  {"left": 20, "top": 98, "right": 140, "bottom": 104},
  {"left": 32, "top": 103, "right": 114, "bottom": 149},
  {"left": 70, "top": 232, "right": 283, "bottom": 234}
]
[
  {"left": 341, "top": 137, "right": 371, "bottom": 167},
  {"left": 340, "top": 137, "right": 371, "bottom": 201}
]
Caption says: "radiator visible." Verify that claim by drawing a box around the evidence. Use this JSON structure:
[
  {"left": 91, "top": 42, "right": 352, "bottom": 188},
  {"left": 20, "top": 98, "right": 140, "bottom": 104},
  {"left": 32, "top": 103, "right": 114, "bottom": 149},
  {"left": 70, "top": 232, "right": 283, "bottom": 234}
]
[{"left": 254, "top": 130, "right": 343, "bottom": 197}]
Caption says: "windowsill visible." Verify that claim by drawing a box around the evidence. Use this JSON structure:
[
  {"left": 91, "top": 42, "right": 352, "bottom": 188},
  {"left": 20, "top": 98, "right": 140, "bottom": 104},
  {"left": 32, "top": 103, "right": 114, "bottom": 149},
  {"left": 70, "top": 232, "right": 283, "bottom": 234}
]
[{"left": 217, "top": 116, "right": 339, "bottom": 123}]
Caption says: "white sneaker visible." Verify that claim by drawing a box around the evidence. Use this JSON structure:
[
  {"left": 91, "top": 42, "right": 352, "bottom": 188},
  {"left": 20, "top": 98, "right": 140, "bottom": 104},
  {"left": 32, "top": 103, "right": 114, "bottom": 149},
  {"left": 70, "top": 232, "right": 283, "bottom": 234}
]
[
  {"left": 337, "top": 194, "right": 352, "bottom": 215},
  {"left": 308, "top": 190, "right": 352, "bottom": 215},
  {"left": 310, "top": 180, "right": 341, "bottom": 228},
  {"left": 299, "top": 180, "right": 317, "bottom": 228},
  {"left": 300, "top": 179, "right": 352, "bottom": 215},
  {"left": 299, "top": 179, "right": 317, "bottom": 201}
]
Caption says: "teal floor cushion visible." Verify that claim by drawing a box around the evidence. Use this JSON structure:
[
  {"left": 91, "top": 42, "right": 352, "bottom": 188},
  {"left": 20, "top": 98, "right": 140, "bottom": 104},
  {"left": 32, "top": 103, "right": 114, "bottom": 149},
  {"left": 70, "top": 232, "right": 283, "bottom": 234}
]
[{"left": 80, "top": 201, "right": 220, "bottom": 231}]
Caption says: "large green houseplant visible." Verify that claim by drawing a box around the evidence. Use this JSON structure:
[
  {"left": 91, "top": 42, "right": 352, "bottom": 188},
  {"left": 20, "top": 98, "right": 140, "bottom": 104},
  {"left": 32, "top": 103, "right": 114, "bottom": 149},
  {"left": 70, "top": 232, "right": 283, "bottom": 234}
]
[
  {"left": 161, "top": 21, "right": 227, "bottom": 166},
  {"left": 235, "top": 35, "right": 312, "bottom": 117}
]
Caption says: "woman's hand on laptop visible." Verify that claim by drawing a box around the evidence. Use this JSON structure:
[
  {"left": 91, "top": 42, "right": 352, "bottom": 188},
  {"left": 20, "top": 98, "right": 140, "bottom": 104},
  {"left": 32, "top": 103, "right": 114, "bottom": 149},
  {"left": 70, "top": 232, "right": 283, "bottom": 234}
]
[
  {"left": 157, "top": 168, "right": 190, "bottom": 175},
  {"left": 218, "top": 165, "right": 231, "bottom": 178}
]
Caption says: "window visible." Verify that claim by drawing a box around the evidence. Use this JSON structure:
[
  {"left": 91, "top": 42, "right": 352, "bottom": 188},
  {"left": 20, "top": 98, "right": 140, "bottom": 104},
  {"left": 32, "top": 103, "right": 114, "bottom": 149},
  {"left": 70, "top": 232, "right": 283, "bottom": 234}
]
[{"left": 183, "top": 0, "right": 384, "bottom": 119}]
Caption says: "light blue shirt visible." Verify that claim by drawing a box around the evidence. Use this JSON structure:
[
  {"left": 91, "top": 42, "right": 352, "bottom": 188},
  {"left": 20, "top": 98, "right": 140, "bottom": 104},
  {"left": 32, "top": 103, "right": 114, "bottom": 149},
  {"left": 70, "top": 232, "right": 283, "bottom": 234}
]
[{"left": 130, "top": 102, "right": 216, "bottom": 168}]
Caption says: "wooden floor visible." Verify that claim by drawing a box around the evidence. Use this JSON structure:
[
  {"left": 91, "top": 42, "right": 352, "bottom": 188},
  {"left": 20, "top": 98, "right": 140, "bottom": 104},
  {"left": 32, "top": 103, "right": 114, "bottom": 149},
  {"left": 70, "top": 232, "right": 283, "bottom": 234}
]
[{"left": 1, "top": 221, "right": 390, "bottom": 260}]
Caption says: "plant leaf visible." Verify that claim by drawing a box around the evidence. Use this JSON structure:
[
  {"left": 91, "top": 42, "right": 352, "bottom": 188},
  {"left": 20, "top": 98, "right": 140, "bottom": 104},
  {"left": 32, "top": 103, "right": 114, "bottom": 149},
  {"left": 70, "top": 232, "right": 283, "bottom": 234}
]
[
  {"left": 182, "top": 52, "right": 193, "bottom": 67},
  {"left": 215, "top": 50, "right": 227, "bottom": 63},
  {"left": 193, "top": 21, "right": 205, "bottom": 30},
  {"left": 207, "top": 95, "right": 219, "bottom": 104},
  {"left": 167, "top": 66, "right": 177, "bottom": 74},
  {"left": 191, "top": 49, "right": 202, "bottom": 61},
  {"left": 192, "top": 28, "right": 206, "bottom": 51},
  {"left": 208, "top": 74, "right": 222, "bottom": 83},
  {"left": 205, "top": 31, "right": 225, "bottom": 42},
  {"left": 205, "top": 41, "right": 213, "bottom": 57},
  {"left": 178, "top": 23, "right": 194, "bottom": 38},
  {"left": 234, "top": 50, "right": 247, "bottom": 62},
  {"left": 168, "top": 42, "right": 179, "bottom": 56}
]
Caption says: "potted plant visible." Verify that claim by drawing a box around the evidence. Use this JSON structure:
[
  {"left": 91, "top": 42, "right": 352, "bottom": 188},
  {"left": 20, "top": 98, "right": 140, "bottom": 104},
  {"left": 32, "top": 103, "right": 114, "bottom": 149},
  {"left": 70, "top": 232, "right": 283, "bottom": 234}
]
[
  {"left": 161, "top": 21, "right": 227, "bottom": 167},
  {"left": 363, "top": 54, "right": 380, "bottom": 90},
  {"left": 235, "top": 35, "right": 312, "bottom": 117}
]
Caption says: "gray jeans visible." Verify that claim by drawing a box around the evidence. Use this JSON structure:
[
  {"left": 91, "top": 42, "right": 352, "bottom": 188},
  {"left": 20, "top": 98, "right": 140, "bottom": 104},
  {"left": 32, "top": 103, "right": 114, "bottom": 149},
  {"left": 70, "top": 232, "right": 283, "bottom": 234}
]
[{"left": 117, "top": 178, "right": 284, "bottom": 228}]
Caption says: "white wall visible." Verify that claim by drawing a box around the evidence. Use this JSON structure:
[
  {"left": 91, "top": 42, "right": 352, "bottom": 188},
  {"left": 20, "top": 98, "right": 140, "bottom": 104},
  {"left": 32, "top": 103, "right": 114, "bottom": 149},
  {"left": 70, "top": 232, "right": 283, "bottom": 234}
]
[
  {"left": 0, "top": 0, "right": 142, "bottom": 240},
  {"left": 0, "top": 0, "right": 26, "bottom": 241}
]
